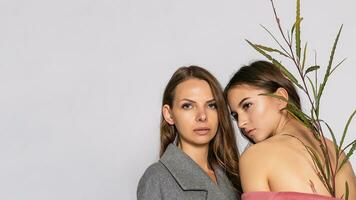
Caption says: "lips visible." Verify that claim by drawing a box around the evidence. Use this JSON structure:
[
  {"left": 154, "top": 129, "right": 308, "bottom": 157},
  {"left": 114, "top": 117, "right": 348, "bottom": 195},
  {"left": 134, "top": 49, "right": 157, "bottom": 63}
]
[
  {"left": 245, "top": 128, "right": 256, "bottom": 137},
  {"left": 193, "top": 127, "right": 211, "bottom": 135}
]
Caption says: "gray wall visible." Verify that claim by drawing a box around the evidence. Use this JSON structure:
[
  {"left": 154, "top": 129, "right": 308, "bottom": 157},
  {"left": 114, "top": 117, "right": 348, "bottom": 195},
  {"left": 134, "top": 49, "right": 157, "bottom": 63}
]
[{"left": 0, "top": 0, "right": 355, "bottom": 199}]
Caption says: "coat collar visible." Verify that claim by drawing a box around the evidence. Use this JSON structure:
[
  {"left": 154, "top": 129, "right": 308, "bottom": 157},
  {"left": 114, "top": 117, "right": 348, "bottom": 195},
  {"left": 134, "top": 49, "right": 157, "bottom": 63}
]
[
  {"left": 160, "top": 144, "right": 210, "bottom": 190},
  {"left": 159, "top": 143, "right": 236, "bottom": 198}
]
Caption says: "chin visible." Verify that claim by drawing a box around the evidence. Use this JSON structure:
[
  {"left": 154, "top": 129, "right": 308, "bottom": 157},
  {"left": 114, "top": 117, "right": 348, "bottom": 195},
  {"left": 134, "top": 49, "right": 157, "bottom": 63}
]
[
  {"left": 251, "top": 136, "right": 263, "bottom": 143},
  {"left": 251, "top": 138, "right": 259, "bottom": 143},
  {"left": 254, "top": 135, "right": 272, "bottom": 143},
  {"left": 192, "top": 137, "right": 214, "bottom": 146}
]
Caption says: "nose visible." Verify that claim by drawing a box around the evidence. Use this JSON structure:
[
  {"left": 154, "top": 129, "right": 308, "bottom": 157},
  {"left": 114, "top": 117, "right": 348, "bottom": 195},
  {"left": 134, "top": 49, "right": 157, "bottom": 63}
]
[
  {"left": 237, "top": 113, "right": 247, "bottom": 128},
  {"left": 196, "top": 108, "right": 207, "bottom": 122}
]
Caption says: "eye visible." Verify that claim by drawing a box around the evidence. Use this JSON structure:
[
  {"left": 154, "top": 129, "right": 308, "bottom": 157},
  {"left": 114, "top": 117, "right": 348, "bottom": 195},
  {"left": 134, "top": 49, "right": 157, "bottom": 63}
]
[
  {"left": 231, "top": 112, "right": 238, "bottom": 121},
  {"left": 181, "top": 103, "right": 193, "bottom": 110},
  {"left": 242, "top": 102, "right": 252, "bottom": 110},
  {"left": 207, "top": 102, "right": 217, "bottom": 110}
]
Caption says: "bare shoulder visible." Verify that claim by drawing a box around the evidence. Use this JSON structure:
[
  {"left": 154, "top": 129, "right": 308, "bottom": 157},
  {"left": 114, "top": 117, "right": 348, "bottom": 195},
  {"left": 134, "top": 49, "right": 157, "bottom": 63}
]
[
  {"left": 239, "top": 138, "right": 286, "bottom": 191},
  {"left": 240, "top": 137, "right": 299, "bottom": 174},
  {"left": 240, "top": 136, "right": 290, "bottom": 164}
]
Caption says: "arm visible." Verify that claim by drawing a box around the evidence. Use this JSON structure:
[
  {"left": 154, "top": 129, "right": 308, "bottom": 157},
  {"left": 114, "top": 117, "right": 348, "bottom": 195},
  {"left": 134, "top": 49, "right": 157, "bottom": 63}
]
[{"left": 239, "top": 145, "right": 271, "bottom": 192}]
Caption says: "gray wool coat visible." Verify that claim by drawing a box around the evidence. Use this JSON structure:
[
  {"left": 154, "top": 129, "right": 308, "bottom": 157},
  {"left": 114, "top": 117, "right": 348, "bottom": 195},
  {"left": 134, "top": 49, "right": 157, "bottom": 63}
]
[{"left": 137, "top": 144, "right": 240, "bottom": 200}]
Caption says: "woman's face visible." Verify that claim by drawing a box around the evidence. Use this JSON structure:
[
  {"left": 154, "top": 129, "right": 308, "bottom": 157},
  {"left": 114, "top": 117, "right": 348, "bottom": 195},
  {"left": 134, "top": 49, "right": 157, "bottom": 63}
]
[
  {"left": 164, "top": 78, "right": 218, "bottom": 148},
  {"left": 227, "top": 84, "right": 283, "bottom": 143}
]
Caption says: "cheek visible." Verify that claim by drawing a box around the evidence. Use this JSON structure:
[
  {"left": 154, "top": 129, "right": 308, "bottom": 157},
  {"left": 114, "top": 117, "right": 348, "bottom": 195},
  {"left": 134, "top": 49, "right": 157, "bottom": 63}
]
[
  {"left": 252, "top": 104, "right": 266, "bottom": 118},
  {"left": 253, "top": 102, "right": 281, "bottom": 128},
  {"left": 173, "top": 111, "right": 195, "bottom": 131},
  {"left": 251, "top": 103, "right": 273, "bottom": 124},
  {"left": 209, "top": 110, "right": 218, "bottom": 120},
  {"left": 209, "top": 111, "right": 219, "bottom": 129},
  {"left": 207, "top": 111, "right": 219, "bottom": 137}
]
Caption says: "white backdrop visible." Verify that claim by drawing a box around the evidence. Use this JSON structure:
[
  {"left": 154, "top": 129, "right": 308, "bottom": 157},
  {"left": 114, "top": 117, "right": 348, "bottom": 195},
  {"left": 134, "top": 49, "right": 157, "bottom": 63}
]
[{"left": 0, "top": 0, "right": 355, "bottom": 199}]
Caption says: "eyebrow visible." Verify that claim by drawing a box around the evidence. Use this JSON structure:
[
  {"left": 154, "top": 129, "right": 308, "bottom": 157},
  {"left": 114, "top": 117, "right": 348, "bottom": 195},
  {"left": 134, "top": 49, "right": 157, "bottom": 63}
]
[
  {"left": 206, "top": 99, "right": 216, "bottom": 103},
  {"left": 180, "top": 98, "right": 216, "bottom": 103},
  {"left": 238, "top": 97, "right": 250, "bottom": 107}
]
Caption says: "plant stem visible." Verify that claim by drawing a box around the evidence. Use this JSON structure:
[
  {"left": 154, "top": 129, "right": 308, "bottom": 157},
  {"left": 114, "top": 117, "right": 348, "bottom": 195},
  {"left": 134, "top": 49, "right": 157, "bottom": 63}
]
[{"left": 270, "top": 0, "right": 336, "bottom": 195}]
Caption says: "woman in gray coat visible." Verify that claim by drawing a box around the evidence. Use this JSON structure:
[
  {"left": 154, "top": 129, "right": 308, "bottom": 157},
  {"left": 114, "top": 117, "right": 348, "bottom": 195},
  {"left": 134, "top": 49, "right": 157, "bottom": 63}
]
[{"left": 137, "top": 66, "right": 241, "bottom": 200}]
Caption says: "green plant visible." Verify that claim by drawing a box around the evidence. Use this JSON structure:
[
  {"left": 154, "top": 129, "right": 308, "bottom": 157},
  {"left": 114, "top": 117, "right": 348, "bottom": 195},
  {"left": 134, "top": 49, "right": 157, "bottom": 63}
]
[{"left": 246, "top": 0, "right": 355, "bottom": 199}]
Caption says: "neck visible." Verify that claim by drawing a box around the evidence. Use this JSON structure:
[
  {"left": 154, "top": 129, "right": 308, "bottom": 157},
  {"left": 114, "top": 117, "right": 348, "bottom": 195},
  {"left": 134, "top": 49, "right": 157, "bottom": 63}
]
[
  {"left": 179, "top": 142, "right": 211, "bottom": 171},
  {"left": 273, "top": 111, "right": 290, "bottom": 136},
  {"left": 274, "top": 113, "right": 310, "bottom": 137}
]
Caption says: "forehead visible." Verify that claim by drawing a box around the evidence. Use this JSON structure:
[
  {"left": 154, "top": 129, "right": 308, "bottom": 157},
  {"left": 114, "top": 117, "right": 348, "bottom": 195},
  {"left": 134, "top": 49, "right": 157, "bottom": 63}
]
[
  {"left": 174, "top": 78, "right": 214, "bottom": 100},
  {"left": 227, "top": 84, "right": 265, "bottom": 103}
]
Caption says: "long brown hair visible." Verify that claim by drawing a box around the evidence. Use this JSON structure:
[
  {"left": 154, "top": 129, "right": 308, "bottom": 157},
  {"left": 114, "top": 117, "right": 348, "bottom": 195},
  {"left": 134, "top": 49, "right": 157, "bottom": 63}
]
[
  {"left": 224, "top": 60, "right": 301, "bottom": 143},
  {"left": 160, "top": 65, "right": 241, "bottom": 191}
]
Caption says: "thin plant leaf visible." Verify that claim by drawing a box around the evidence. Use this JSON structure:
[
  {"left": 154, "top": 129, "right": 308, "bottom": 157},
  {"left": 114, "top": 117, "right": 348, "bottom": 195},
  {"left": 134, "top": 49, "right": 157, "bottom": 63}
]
[
  {"left": 309, "top": 180, "right": 317, "bottom": 193},
  {"left": 317, "top": 25, "right": 343, "bottom": 107},
  {"left": 339, "top": 110, "right": 356, "bottom": 151},
  {"left": 314, "top": 50, "right": 319, "bottom": 116},
  {"left": 307, "top": 144, "right": 324, "bottom": 171},
  {"left": 305, "top": 65, "right": 320, "bottom": 76},
  {"left": 261, "top": 93, "right": 312, "bottom": 128},
  {"left": 302, "top": 42, "right": 308, "bottom": 70},
  {"left": 307, "top": 145, "right": 328, "bottom": 184},
  {"left": 310, "top": 111, "right": 321, "bottom": 142},
  {"left": 338, "top": 141, "right": 356, "bottom": 172},
  {"left": 345, "top": 181, "right": 349, "bottom": 200},
  {"left": 327, "top": 24, "right": 344, "bottom": 73},
  {"left": 291, "top": 17, "right": 303, "bottom": 42},
  {"left": 287, "top": 30, "right": 292, "bottom": 44},
  {"left": 295, "top": 0, "right": 301, "bottom": 59},
  {"left": 246, "top": 40, "right": 303, "bottom": 90},
  {"left": 260, "top": 24, "right": 291, "bottom": 58},
  {"left": 306, "top": 76, "right": 317, "bottom": 99},
  {"left": 286, "top": 104, "right": 313, "bottom": 129},
  {"left": 320, "top": 120, "right": 339, "bottom": 156},
  {"left": 291, "top": 22, "right": 296, "bottom": 39},
  {"left": 255, "top": 44, "right": 290, "bottom": 58},
  {"left": 321, "top": 143, "right": 331, "bottom": 181},
  {"left": 330, "top": 57, "right": 347, "bottom": 75}
]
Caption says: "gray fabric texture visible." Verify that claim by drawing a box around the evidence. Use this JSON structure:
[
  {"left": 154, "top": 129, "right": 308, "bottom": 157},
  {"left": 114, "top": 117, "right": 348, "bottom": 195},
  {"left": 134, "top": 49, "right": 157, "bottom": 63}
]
[{"left": 137, "top": 143, "right": 239, "bottom": 200}]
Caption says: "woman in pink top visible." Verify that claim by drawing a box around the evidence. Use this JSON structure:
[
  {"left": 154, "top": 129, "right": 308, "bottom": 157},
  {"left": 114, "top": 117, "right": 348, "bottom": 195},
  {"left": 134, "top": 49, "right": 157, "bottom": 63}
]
[{"left": 224, "top": 61, "right": 356, "bottom": 200}]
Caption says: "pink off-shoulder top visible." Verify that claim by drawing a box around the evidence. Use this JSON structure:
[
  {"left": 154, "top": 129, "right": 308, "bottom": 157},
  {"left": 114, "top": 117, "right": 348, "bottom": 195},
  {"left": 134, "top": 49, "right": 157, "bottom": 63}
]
[{"left": 242, "top": 192, "right": 341, "bottom": 200}]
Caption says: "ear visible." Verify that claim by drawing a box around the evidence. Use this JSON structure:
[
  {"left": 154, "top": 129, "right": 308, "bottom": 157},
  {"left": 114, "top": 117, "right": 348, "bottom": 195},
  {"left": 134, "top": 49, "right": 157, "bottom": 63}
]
[
  {"left": 274, "top": 87, "right": 289, "bottom": 110},
  {"left": 162, "top": 104, "right": 175, "bottom": 125}
]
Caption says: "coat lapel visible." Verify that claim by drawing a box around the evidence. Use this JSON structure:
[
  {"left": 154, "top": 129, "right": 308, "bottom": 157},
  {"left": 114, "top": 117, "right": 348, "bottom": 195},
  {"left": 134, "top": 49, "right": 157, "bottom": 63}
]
[
  {"left": 160, "top": 144, "right": 236, "bottom": 200},
  {"left": 160, "top": 144, "right": 210, "bottom": 191},
  {"left": 214, "top": 166, "right": 239, "bottom": 199}
]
